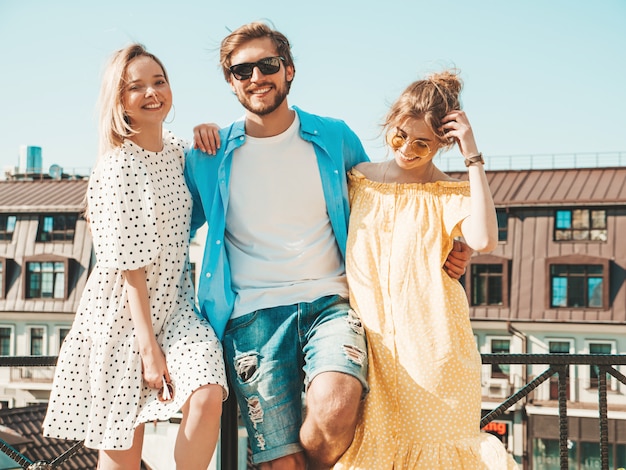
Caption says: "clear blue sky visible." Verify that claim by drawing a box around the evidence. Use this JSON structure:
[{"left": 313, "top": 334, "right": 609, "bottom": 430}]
[{"left": 1, "top": 0, "right": 625, "bottom": 176}]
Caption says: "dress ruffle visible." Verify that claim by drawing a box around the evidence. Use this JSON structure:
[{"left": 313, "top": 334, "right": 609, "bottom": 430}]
[{"left": 336, "top": 432, "right": 518, "bottom": 469}]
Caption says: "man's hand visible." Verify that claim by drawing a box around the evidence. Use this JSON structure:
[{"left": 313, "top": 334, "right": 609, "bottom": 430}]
[{"left": 444, "top": 239, "right": 472, "bottom": 280}]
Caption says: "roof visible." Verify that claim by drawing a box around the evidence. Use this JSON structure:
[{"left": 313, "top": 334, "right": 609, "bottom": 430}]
[
  {"left": 0, "top": 404, "right": 98, "bottom": 469},
  {"left": 448, "top": 167, "right": 626, "bottom": 207},
  {"left": 0, "top": 179, "right": 88, "bottom": 212}
]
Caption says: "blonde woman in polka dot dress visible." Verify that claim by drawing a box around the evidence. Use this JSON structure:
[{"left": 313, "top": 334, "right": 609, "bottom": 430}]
[
  {"left": 42, "top": 44, "right": 227, "bottom": 470},
  {"left": 334, "top": 70, "right": 518, "bottom": 469}
]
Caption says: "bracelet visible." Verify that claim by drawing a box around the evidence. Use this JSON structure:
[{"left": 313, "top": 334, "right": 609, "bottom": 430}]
[{"left": 464, "top": 153, "right": 484, "bottom": 167}]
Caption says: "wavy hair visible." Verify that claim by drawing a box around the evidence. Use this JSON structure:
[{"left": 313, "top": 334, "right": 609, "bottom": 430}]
[
  {"left": 220, "top": 21, "right": 295, "bottom": 89},
  {"left": 384, "top": 69, "right": 462, "bottom": 151}
]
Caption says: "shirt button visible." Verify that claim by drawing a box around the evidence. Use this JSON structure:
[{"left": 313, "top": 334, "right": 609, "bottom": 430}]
[
  {"left": 216, "top": 240, "right": 221, "bottom": 245},
  {"left": 205, "top": 272, "right": 212, "bottom": 278}
]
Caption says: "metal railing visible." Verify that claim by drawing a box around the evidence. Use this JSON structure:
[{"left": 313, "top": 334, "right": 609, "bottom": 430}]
[
  {"left": 438, "top": 150, "right": 626, "bottom": 172},
  {"left": 1, "top": 354, "right": 625, "bottom": 470}
]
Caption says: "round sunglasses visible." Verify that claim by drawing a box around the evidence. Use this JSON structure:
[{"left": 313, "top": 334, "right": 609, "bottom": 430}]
[
  {"left": 229, "top": 56, "right": 285, "bottom": 81},
  {"left": 386, "top": 128, "right": 431, "bottom": 158}
]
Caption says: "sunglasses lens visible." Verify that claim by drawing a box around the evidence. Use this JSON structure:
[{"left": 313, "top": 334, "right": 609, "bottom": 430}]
[
  {"left": 409, "top": 140, "right": 430, "bottom": 157},
  {"left": 231, "top": 64, "right": 254, "bottom": 80},
  {"left": 387, "top": 133, "right": 406, "bottom": 149},
  {"left": 257, "top": 57, "right": 281, "bottom": 75},
  {"left": 386, "top": 131, "right": 430, "bottom": 157},
  {"left": 230, "top": 57, "right": 282, "bottom": 80}
]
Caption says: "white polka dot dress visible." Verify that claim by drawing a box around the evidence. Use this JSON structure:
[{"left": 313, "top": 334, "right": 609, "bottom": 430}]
[
  {"left": 43, "top": 130, "right": 228, "bottom": 450},
  {"left": 335, "top": 169, "right": 517, "bottom": 469}
]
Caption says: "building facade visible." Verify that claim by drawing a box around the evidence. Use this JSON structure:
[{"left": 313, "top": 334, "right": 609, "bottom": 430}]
[
  {"left": 458, "top": 167, "right": 626, "bottom": 469},
  {"left": 0, "top": 178, "right": 91, "bottom": 409},
  {"left": 1, "top": 167, "right": 626, "bottom": 469}
]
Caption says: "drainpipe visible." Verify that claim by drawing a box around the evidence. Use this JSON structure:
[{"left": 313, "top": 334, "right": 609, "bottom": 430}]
[{"left": 508, "top": 321, "right": 528, "bottom": 469}]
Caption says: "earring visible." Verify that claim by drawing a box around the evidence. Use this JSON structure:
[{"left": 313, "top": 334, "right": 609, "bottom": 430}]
[{"left": 164, "top": 104, "right": 176, "bottom": 124}]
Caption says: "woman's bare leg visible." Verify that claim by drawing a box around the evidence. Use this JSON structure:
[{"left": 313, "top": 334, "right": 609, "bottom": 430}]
[{"left": 174, "top": 384, "right": 223, "bottom": 470}]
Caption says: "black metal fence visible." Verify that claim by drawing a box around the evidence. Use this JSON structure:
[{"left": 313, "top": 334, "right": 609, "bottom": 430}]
[{"left": 1, "top": 354, "right": 625, "bottom": 470}]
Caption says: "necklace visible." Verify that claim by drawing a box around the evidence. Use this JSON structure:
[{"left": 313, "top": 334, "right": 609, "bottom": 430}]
[{"left": 382, "top": 159, "right": 436, "bottom": 184}]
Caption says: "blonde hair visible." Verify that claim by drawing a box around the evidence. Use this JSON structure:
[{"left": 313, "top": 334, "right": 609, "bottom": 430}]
[
  {"left": 384, "top": 69, "right": 462, "bottom": 151},
  {"left": 97, "top": 43, "right": 169, "bottom": 156}
]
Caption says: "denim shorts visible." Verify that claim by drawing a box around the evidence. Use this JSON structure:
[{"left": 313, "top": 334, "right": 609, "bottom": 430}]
[{"left": 222, "top": 294, "right": 368, "bottom": 464}]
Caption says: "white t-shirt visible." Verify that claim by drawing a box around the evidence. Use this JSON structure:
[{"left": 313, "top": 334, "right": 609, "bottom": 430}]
[{"left": 225, "top": 115, "right": 348, "bottom": 319}]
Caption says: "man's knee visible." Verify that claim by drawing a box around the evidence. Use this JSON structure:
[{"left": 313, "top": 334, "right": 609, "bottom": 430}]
[
  {"left": 306, "top": 372, "right": 363, "bottom": 426},
  {"left": 259, "top": 452, "right": 306, "bottom": 470}
]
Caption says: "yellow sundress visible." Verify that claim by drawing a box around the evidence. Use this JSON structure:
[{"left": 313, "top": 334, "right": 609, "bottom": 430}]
[{"left": 335, "top": 169, "right": 518, "bottom": 469}]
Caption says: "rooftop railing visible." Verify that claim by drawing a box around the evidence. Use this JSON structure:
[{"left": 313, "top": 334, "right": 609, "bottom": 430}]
[
  {"left": 3, "top": 151, "right": 626, "bottom": 183},
  {"left": 1, "top": 354, "right": 625, "bottom": 470},
  {"left": 439, "top": 150, "right": 626, "bottom": 172}
]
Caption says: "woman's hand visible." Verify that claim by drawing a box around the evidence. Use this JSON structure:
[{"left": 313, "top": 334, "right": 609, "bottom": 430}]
[
  {"left": 140, "top": 342, "right": 170, "bottom": 389},
  {"left": 193, "top": 122, "right": 221, "bottom": 155},
  {"left": 440, "top": 110, "right": 479, "bottom": 159}
]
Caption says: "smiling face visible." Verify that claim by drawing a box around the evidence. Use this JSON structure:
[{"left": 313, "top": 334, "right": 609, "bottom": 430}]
[
  {"left": 228, "top": 37, "right": 294, "bottom": 116},
  {"left": 390, "top": 117, "right": 440, "bottom": 170},
  {"left": 122, "top": 55, "right": 172, "bottom": 129}
]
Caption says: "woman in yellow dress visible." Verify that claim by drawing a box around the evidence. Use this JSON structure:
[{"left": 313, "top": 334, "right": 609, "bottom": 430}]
[{"left": 335, "top": 70, "right": 519, "bottom": 469}]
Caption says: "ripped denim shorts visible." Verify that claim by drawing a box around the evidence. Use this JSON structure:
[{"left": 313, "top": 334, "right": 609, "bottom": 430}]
[{"left": 222, "top": 294, "right": 369, "bottom": 464}]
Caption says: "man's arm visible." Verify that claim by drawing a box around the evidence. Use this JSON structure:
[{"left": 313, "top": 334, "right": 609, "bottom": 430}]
[
  {"left": 444, "top": 239, "right": 472, "bottom": 280},
  {"left": 184, "top": 149, "right": 209, "bottom": 236}
]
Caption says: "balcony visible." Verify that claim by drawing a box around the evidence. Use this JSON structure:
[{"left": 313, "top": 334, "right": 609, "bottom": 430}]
[
  {"left": 1, "top": 354, "right": 625, "bottom": 469},
  {"left": 10, "top": 366, "right": 55, "bottom": 384}
]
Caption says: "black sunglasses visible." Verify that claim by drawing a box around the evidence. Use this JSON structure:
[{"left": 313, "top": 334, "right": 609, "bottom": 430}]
[{"left": 229, "top": 56, "right": 285, "bottom": 81}]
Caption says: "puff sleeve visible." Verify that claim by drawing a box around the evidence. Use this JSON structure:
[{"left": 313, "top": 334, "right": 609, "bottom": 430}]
[{"left": 87, "top": 148, "right": 162, "bottom": 270}]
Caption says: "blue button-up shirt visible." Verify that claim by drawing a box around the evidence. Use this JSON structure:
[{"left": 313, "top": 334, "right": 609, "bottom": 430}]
[{"left": 184, "top": 106, "right": 369, "bottom": 339}]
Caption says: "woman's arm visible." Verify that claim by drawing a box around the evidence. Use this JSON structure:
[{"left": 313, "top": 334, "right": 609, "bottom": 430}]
[
  {"left": 441, "top": 110, "right": 498, "bottom": 252},
  {"left": 463, "top": 160, "right": 498, "bottom": 252},
  {"left": 123, "top": 268, "right": 169, "bottom": 389}
]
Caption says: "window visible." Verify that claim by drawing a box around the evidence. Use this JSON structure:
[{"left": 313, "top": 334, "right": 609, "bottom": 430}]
[
  {"left": 471, "top": 264, "right": 503, "bottom": 306},
  {"left": 0, "top": 214, "right": 16, "bottom": 242},
  {"left": 25, "top": 259, "right": 67, "bottom": 299},
  {"left": 588, "top": 342, "right": 613, "bottom": 390},
  {"left": 0, "top": 258, "right": 4, "bottom": 298},
  {"left": 190, "top": 262, "right": 196, "bottom": 289},
  {"left": 0, "top": 326, "right": 13, "bottom": 356},
  {"left": 28, "top": 326, "right": 46, "bottom": 356},
  {"left": 551, "top": 265, "right": 603, "bottom": 308},
  {"left": 554, "top": 209, "right": 607, "bottom": 241},
  {"left": 548, "top": 340, "right": 572, "bottom": 400},
  {"left": 490, "top": 338, "right": 510, "bottom": 378},
  {"left": 496, "top": 209, "right": 508, "bottom": 242},
  {"left": 467, "top": 255, "right": 509, "bottom": 307},
  {"left": 36, "top": 213, "right": 78, "bottom": 242},
  {"left": 56, "top": 327, "right": 70, "bottom": 352},
  {"left": 547, "top": 255, "right": 609, "bottom": 310}
]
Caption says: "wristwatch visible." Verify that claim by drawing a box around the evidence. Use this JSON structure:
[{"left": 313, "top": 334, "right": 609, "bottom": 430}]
[{"left": 464, "top": 153, "right": 485, "bottom": 167}]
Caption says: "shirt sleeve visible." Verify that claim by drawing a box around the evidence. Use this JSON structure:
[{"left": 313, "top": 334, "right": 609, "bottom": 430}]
[
  {"left": 442, "top": 183, "right": 472, "bottom": 239},
  {"left": 88, "top": 149, "right": 162, "bottom": 270}
]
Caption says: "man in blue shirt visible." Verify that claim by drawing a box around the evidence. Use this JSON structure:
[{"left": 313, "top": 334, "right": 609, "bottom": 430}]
[{"left": 185, "top": 21, "right": 470, "bottom": 469}]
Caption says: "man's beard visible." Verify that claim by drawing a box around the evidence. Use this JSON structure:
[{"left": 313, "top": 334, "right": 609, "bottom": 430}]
[{"left": 237, "top": 83, "right": 289, "bottom": 116}]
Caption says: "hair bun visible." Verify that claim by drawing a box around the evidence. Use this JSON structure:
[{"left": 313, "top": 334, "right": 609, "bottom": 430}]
[{"left": 427, "top": 69, "right": 463, "bottom": 96}]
